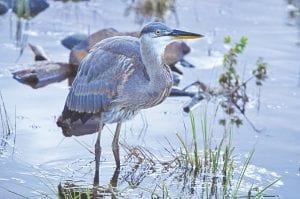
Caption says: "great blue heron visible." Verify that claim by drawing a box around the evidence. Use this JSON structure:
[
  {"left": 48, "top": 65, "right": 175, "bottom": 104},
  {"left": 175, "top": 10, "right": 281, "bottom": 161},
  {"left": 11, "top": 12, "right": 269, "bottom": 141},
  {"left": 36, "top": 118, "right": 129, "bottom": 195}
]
[{"left": 57, "top": 22, "right": 203, "bottom": 185}]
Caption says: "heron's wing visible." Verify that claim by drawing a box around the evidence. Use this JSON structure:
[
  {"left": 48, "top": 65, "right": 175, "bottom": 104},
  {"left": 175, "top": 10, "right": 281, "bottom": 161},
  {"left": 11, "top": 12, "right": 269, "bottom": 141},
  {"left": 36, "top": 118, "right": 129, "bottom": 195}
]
[{"left": 62, "top": 36, "right": 146, "bottom": 123}]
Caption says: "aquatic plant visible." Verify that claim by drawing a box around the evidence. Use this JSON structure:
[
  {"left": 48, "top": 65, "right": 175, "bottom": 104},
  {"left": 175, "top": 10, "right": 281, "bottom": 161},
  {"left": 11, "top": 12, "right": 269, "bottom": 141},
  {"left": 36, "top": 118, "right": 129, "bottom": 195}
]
[
  {"left": 170, "top": 111, "right": 280, "bottom": 198},
  {"left": 219, "top": 36, "right": 268, "bottom": 129},
  {"left": 185, "top": 36, "right": 269, "bottom": 131},
  {"left": 58, "top": 183, "right": 93, "bottom": 199}
]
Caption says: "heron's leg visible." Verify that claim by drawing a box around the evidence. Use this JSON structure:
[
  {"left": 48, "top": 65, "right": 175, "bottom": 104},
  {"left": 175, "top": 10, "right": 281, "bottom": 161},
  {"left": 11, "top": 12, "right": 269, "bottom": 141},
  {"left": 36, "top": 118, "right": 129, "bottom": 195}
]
[
  {"left": 110, "top": 167, "right": 120, "bottom": 188},
  {"left": 93, "top": 120, "right": 103, "bottom": 186},
  {"left": 112, "top": 122, "right": 122, "bottom": 169}
]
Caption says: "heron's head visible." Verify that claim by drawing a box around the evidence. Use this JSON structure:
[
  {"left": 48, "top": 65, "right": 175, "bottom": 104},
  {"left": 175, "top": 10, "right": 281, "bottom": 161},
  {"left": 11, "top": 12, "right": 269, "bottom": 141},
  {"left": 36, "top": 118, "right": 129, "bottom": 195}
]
[{"left": 140, "top": 22, "right": 204, "bottom": 59}]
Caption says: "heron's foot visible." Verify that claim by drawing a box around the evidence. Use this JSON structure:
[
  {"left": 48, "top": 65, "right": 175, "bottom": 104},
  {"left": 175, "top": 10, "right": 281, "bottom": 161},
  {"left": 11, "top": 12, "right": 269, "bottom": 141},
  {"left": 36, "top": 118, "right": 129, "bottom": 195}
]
[{"left": 110, "top": 167, "right": 120, "bottom": 190}]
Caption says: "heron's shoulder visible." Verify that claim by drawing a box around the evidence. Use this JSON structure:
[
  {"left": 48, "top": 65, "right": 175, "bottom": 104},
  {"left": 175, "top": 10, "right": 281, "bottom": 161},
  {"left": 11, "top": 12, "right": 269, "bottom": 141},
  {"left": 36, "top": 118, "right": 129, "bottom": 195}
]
[
  {"left": 77, "top": 35, "right": 146, "bottom": 82},
  {"left": 91, "top": 36, "right": 140, "bottom": 57}
]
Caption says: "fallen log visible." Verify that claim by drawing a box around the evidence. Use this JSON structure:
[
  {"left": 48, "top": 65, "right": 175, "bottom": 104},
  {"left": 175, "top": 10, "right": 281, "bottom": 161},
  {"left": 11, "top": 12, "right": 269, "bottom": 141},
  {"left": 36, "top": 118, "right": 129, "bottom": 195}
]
[{"left": 12, "top": 61, "right": 74, "bottom": 89}]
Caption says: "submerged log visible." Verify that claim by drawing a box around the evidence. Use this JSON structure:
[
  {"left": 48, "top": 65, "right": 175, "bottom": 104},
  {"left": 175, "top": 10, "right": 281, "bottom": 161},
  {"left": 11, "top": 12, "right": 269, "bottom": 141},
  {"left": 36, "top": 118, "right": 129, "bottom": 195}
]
[{"left": 12, "top": 61, "right": 74, "bottom": 89}]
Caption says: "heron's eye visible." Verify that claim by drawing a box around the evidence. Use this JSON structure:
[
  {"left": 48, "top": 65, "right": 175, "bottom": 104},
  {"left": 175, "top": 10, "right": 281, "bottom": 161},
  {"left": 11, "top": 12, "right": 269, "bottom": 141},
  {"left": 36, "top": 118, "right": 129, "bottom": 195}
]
[{"left": 155, "top": 29, "right": 161, "bottom": 36}]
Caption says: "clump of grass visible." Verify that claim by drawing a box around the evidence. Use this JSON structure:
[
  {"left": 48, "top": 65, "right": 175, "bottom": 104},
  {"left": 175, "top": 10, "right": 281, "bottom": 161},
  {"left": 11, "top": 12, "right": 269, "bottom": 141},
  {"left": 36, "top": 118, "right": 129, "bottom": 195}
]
[
  {"left": 173, "top": 111, "right": 280, "bottom": 198},
  {"left": 58, "top": 179, "right": 121, "bottom": 199},
  {"left": 58, "top": 183, "right": 92, "bottom": 199}
]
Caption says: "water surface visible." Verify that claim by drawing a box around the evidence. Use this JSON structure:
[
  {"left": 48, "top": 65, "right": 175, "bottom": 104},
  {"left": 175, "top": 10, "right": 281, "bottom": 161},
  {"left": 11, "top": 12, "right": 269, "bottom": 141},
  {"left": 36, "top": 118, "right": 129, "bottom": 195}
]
[{"left": 0, "top": 0, "right": 299, "bottom": 198}]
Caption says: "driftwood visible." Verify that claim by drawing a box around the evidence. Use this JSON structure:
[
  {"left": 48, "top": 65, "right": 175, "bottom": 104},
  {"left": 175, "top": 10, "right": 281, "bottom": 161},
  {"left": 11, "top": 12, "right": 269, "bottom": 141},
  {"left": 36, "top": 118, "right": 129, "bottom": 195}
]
[
  {"left": 12, "top": 43, "right": 74, "bottom": 88},
  {"left": 12, "top": 61, "right": 74, "bottom": 89}
]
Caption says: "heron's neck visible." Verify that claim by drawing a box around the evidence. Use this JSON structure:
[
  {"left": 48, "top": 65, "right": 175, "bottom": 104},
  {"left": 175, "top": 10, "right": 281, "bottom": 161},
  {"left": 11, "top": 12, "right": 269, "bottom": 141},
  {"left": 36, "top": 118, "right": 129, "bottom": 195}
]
[
  {"left": 140, "top": 40, "right": 166, "bottom": 80},
  {"left": 140, "top": 39, "right": 173, "bottom": 103}
]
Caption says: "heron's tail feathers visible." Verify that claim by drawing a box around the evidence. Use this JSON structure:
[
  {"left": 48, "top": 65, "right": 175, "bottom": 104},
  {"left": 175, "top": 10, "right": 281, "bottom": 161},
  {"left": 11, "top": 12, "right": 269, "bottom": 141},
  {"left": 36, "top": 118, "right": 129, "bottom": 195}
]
[{"left": 56, "top": 108, "right": 101, "bottom": 137}]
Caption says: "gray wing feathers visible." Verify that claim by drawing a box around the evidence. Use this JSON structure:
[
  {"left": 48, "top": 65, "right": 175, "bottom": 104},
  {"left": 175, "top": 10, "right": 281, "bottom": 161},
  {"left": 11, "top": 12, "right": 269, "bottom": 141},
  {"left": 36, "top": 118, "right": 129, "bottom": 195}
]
[{"left": 66, "top": 37, "right": 141, "bottom": 114}]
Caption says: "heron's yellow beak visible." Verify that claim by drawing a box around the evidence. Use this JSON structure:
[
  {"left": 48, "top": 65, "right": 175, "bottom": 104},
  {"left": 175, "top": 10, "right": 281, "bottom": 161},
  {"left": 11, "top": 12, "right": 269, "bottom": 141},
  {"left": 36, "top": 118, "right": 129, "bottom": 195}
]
[{"left": 169, "top": 29, "right": 204, "bottom": 40}]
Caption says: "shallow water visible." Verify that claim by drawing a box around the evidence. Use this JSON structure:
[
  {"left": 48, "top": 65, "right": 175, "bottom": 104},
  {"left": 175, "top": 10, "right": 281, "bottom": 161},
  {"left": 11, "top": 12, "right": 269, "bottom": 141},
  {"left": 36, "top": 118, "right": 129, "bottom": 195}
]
[{"left": 0, "top": 0, "right": 300, "bottom": 198}]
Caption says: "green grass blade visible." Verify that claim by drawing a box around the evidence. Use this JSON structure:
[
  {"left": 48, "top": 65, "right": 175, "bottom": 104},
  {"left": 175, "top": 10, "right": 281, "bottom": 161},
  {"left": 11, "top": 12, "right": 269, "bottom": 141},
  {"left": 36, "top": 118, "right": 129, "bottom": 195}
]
[
  {"left": 176, "top": 133, "right": 192, "bottom": 167},
  {"left": 254, "top": 177, "right": 282, "bottom": 197},
  {"left": 190, "top": 112, "right": 200, "bottom": 169},
  {"left": 233, "top": 148, "right": 255, "bottom": 198},
  {"left": 201, "top": 108, "right": 208, "bottom": 164}
]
